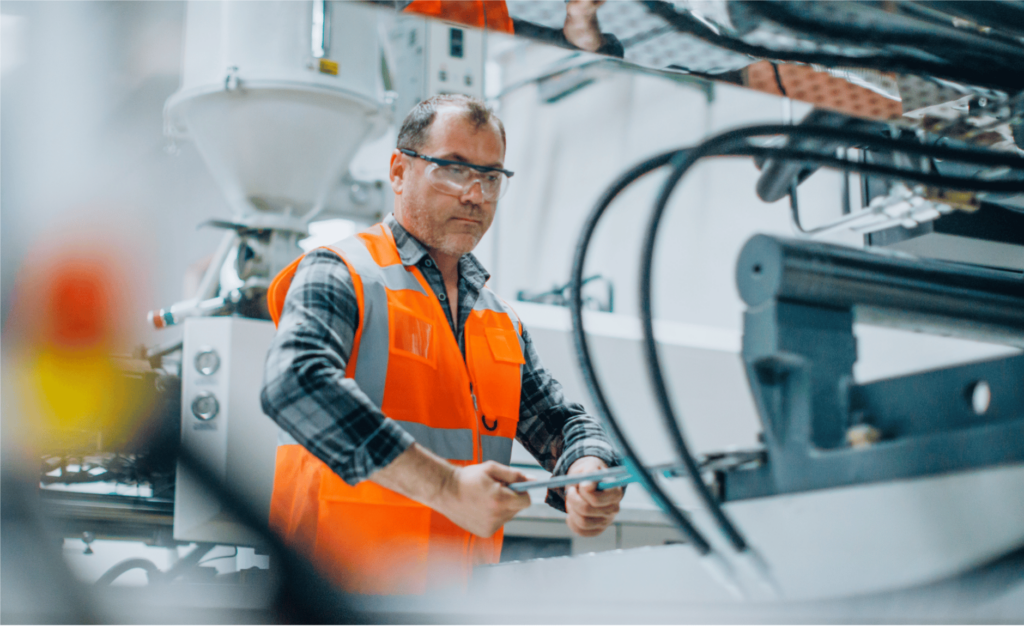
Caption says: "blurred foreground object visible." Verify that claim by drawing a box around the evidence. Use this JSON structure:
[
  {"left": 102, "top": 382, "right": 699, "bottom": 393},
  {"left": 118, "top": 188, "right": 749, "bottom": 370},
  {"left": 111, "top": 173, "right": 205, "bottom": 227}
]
[{"left": 9, "top": 240, "right": 153, "bottom": 457}]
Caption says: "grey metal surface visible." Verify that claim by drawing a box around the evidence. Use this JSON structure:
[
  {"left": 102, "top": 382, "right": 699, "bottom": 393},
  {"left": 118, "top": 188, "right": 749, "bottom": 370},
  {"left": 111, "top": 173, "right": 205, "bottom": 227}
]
[
  {"left": 729, "top": 235, "right": 1024, "bottom": 501},
  {"left": 735, "top": 235, "right": 1024, "bottom": 336},
  {"left": 38, "top": 490, "right": 175, "bottom": 545}
]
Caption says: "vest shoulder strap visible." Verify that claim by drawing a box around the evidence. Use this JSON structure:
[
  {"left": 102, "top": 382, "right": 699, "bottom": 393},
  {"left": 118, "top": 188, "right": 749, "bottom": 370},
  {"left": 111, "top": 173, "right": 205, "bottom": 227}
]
[
  {"left": 266, "top": 224, "right": 404, "bottom": 328},
  {"left": 267, "top": 254, "right": 307, "bottom": 329},
  {"left": 474, "top": 287, "right": 523, "bottom": 335}
]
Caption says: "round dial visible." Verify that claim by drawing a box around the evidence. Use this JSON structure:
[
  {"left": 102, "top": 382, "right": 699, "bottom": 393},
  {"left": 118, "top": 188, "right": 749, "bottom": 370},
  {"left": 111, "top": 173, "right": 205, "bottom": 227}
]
[
  {"left": 194, "top": 348, "right": 221, "bottom": 376},
  {"left": 191, "top": 392, "right": 220, "bottom": 421}
]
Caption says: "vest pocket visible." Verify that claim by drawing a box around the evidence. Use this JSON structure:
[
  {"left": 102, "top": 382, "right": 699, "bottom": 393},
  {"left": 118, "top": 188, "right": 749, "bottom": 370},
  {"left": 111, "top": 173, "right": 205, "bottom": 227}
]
[
  {"left": 484, "top": 327, "right": 525, "bottom": 364},
  {"left": 389, "top": 302, "right": 437, "bottom": 368}
]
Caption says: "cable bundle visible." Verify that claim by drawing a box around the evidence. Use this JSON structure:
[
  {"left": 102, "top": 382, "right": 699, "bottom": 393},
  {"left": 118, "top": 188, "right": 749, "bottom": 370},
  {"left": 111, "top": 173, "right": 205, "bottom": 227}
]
[{"left": 568, "top": 123, "right": 1024, "bottom": 597}]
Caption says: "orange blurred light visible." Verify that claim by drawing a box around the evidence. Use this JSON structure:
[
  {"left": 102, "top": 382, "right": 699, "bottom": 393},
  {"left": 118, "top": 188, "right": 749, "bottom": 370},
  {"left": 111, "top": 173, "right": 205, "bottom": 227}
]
[{"left": 7, "top": 234, "right": 152, "bottom": 455}]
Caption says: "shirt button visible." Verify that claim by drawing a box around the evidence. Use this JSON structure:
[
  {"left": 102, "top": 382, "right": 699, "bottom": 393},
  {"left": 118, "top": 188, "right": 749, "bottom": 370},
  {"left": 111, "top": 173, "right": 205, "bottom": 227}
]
[
  {"left": 424, "top": 259, "right": 434, "bottom": 267},
  {"left": 438, "top": 293, "right": 447, "bottom": 301}
]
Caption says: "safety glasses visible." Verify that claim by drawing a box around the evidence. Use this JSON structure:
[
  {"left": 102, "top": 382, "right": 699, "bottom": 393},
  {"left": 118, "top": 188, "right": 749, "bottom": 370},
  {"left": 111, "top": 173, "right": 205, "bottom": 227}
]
[{"left": 400, "top": 148, "right": 514, "bottom": 201}]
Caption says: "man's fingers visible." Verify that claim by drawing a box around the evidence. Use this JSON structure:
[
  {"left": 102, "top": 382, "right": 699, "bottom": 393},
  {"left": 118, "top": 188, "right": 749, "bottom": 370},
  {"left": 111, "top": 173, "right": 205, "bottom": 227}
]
[
  {"left": 570, "top": 500, "right": 620, "bottom": 518},
  {"left": 512, "top": 491, "right": 531, "bottom": 509},
  {"left": 483, "top": 461, "right": 528, "bottom": 485},
  {"left": 575, "top": 481, "right": 624, "bottom": 507},
  {"left": 568, "top": 509, "right": 613, "bottom": 527},
  {"left": 566, "top": 485, "right": 620, "bottom": 516},
  {"left": 567, "top": 511, "right": 613, "bottom": 536}
]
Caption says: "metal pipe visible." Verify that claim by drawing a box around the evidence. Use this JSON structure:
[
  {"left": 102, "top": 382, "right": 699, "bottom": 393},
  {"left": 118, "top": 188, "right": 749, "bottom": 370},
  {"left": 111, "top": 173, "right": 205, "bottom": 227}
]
[
  {"left": 736, "top": 235, "right": 1024, "bottom": 338},
  {"left": 196, "top": 231, "right": 238, "bottom": 302}
]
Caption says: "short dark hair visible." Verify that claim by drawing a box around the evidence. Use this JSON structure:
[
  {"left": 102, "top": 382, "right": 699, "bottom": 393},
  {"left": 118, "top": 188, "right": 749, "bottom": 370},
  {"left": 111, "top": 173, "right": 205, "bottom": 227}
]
[{"left": 396, "top": 94, "right": 505, "bottom": 153}]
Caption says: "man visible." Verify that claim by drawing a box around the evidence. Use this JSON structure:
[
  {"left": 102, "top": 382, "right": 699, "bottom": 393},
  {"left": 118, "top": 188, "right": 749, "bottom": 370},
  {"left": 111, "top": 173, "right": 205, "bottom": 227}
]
[{"left": 261, "top": 94, "right": 624, "bottom": 595}]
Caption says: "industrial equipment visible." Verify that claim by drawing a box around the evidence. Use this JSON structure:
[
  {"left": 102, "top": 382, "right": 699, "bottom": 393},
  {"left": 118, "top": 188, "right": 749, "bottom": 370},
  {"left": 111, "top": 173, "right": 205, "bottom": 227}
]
[
  {"left": 552, "top": 92, "right": 1024, "bottom": 614},
  {"left": 15, "top": 0, "right": 1024, "bottom": 622}
]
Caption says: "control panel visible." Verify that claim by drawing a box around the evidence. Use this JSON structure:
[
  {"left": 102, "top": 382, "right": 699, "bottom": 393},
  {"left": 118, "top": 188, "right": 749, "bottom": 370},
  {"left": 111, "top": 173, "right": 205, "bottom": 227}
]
[
  {"left": 174, "top": 317, "right": 279, "bottom": 545},
  {"left": 392, "top": 15, "right": 486, "bottom": 120}
]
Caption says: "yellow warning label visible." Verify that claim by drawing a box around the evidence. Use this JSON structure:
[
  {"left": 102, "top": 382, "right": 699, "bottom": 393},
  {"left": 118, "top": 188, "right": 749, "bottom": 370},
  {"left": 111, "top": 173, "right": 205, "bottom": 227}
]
[{"left": 319, "top": 59, "right": 339, "bottom": 76}]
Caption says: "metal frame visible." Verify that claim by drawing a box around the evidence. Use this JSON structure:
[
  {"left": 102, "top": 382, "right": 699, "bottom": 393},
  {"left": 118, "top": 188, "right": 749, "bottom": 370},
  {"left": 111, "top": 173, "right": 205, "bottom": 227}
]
[{"left": 722, "top": 235, "right": 1024, "bottom": 501}]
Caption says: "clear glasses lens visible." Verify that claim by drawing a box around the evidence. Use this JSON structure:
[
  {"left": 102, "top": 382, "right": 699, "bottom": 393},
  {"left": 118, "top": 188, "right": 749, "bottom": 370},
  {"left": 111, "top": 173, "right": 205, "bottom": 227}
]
[{"left": 426, "top": 163, "right": 509, "bottom": 200}]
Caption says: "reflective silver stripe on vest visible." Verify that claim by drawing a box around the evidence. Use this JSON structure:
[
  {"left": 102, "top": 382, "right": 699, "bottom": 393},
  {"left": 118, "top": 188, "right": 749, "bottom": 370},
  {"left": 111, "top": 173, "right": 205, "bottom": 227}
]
[
  {"left": 473, "top": 289, "right": 509, "bottom": 314},
  {"left": 474, "top": 289, "right": 526, "bottom": 353},
  {"left": 380, "top": 264, "right": 428, "bottom": 294},
  {"left": 396, "top": 420, "right": 475, "bottom": 461},
  {"left": 480, "top": 435, "right": 514, "bottom": 465},
  {"left": 328, "top": 238, "right": 401, "bottom": 408}
]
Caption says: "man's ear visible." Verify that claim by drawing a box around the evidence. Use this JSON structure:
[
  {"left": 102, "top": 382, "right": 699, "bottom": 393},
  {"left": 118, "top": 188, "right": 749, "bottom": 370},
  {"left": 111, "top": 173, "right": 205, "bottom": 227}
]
[{"left": 389, "top": 150, "right": 405, "bottom": 195}]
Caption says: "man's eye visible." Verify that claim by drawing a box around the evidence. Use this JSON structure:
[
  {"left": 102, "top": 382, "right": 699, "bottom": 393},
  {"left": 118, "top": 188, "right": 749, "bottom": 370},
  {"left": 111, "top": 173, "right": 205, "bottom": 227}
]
[
  {"left": 445, "top": 165, "right": 468, "bottom": 176},
  {"left": 484, "top": 173, "right": 501, "bottom": 183}
]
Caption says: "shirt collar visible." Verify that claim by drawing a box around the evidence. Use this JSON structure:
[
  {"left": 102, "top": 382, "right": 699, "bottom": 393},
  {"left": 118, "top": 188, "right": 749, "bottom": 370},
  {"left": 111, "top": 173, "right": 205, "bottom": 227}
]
[{"left": 384, "top": 213, "right": 491, "bottom": 289}]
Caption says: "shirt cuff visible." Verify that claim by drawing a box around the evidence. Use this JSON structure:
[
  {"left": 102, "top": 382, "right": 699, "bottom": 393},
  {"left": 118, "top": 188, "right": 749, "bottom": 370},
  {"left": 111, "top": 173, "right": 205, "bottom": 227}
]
[{"left": 347, "top": 417, "right": 417, "bottom": 485}]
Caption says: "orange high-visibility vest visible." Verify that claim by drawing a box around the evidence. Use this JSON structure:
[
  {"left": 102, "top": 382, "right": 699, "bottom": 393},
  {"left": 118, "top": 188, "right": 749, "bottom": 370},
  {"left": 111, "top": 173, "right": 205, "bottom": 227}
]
[
  {"left": 266, "top": 222, "right": 525, "bottom": 595},
  {"left": 403, "top": 0, "right": 515, "bottom": 34}
]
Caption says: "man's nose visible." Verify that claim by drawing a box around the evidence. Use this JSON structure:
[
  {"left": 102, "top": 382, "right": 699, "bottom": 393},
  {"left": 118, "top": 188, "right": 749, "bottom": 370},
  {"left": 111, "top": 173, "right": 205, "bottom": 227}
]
[{"left": 460, "top": 179, "right": 487, "bottom": 204}]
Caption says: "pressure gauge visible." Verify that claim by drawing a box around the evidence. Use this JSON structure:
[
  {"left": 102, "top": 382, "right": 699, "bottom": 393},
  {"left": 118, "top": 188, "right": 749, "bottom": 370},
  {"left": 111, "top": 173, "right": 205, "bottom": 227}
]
[
  {"left": 191, "top": 392, "right": 220, "bottom": 421},
  {"left": 194, "top": 348, "right": 220, "bottom": 376}
]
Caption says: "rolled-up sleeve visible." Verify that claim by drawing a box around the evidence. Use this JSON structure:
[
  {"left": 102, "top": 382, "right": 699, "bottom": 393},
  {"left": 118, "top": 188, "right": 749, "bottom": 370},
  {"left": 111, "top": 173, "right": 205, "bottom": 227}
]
[
  {"left": 514, "top": 328, "right": 620, "bottom": 512},
  {"left": 260, "top": 249, "right": 415, "bottom": 485}
]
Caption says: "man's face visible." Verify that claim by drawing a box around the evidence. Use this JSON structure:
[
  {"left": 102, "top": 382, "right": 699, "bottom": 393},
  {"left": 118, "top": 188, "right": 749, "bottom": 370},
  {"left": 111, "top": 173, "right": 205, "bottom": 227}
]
[{"left": 390, "top": 107, "right": 505, "bottom": 259}]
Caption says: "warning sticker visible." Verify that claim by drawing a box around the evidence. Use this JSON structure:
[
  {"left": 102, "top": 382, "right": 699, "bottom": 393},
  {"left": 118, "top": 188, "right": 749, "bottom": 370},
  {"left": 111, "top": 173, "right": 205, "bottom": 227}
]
[{"left": 319, "top": 59, "right": 339, "bottom": 76}]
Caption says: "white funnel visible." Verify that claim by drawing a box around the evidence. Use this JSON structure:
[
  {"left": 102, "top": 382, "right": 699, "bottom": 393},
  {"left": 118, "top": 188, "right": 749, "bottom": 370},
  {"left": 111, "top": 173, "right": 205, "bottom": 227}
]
[{"left": 165, "top": 1, "right": 391, "bottom": 231}]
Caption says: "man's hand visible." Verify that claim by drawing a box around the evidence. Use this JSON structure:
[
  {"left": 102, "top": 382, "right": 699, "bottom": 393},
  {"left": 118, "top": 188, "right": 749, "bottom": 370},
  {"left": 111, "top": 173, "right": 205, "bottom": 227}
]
[
  {"left": 564, "top": 456, "right": 623, "bottom": 537},
  {"left": 562, "top": 0, "right": 607, "bottom": 52},
  {"left": 372, "top": 445, "right": 532, "bottom": 538},
  {"left": 435, "top": 461, "right": 532, "bottom": 537}
]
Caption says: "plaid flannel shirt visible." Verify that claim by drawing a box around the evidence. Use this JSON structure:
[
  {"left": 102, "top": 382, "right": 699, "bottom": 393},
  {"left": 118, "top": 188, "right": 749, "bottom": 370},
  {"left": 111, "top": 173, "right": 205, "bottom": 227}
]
[{"left": 261, "top": 214, "right": 619, "bottom": 511}]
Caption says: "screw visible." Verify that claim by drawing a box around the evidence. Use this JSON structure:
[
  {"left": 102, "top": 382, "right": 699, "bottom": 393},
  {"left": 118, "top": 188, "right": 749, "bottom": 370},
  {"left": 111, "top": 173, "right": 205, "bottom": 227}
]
[{"left": 846, "top": 424, "right": 881, "bottom": 448}]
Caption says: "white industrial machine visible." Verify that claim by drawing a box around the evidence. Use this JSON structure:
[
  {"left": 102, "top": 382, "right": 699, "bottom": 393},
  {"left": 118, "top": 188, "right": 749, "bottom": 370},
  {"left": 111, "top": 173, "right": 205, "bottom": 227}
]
[
  {"left": 151, "top": 0, "right": 392, "bottom": 329},
  {"left": 159, "top": 1, "right": 394, "bottom": 544},
  {"left": 173, "top": 317, "right": 278, "bottom": 545}
]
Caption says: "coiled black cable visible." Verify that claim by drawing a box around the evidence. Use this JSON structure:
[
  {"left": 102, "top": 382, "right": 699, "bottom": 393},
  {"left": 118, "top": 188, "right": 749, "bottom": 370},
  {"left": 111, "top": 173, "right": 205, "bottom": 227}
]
[
  {"left": 95, "top": 558, "right": 162, "bottom": 586},
  {"left": 569, "top": 149, "right": 714, "bottom": 555},
  {"left": 636, "top": 124, "right": 1024, "bottom": 554},
  {"left": 571, "top": 122, "right": 1024, "bottom": 560},
  {"left": 640, "top": 0, "right": 1024, "bottom": 92},
  {"left": 743, "top": 1, "right": 1024, "bottom": 75}
]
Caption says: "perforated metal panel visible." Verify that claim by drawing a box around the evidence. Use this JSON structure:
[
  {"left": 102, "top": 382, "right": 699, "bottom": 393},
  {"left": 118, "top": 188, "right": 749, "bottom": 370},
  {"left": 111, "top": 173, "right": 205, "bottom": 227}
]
[
  {"left": 507, "top": 0, "right": 752, "bottom": 74},
  {"left": 745, "top": 61, "right": 903, "bottom": 120}
]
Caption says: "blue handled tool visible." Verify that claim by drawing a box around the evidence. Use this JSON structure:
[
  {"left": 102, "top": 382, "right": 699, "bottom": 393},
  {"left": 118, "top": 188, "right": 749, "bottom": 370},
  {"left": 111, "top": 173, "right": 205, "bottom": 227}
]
[
  {"left": 506, "top": 462, "right": 684, "bottom": 492},
  {"left": 505, "top": 450, "right": 765, "bottom": 493}
]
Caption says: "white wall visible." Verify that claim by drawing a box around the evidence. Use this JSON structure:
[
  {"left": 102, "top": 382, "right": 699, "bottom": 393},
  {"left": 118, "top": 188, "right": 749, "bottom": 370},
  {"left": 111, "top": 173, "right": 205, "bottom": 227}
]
[
  {"left": 482, "top": 35, "right": 1017, "bottom": 389},
  {"left": 485, "top": 37, "right": 853, "bottom": 326},
  {"left": 1, "top": 1, "right": 233, "bottom": 351}
]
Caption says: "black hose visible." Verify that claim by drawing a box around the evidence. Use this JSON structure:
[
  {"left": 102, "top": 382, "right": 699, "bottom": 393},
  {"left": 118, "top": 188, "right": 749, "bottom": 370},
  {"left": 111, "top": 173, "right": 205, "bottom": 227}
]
[
  {"left": 571, "top": 122, "right": 1024, "bottom": 558},
  {"left": 640, "top": 0, "right": 1024, "bottom": 92},
  {"left": 569, "top": 149, "right": 713, "bottom": 555},
  {"left": 789, "top": 183, "right": 807, "bottom": 233},
  {"left": 635, "top": 123, "right": 1024, "bottom": 555},
  {"left": 638, "top": 140, "right": 754, "bottom": 554},
  {"left": 95, "top": 559, "right": 162, "bottom": 586},
  {"left": 732, "top": 145, "right": 1024, "bottom": 193},
  {"left": 743, "top": 1, "right": 1024, "bottom": 72}
]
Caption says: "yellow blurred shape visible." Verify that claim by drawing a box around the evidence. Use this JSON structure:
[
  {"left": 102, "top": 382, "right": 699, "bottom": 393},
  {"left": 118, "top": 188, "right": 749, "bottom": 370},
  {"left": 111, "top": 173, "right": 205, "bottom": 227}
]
[{"left": 23, "top": 347, "right": 144, "bottom": 453}]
